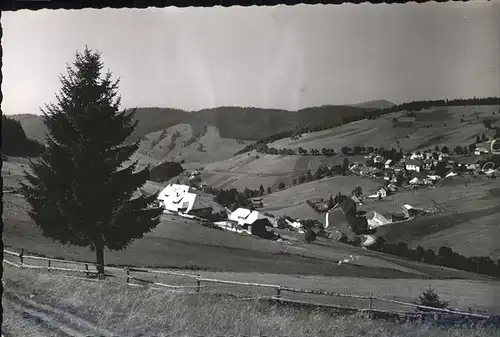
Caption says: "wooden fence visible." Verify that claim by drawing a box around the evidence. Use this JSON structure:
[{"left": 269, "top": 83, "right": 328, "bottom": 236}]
[{"left": 3, "top": 248, "right": 494, "bottom": 320}]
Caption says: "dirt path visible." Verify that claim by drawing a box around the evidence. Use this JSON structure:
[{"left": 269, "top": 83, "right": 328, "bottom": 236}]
[{"left": 2, "top": 288, "right": 117, "bottom": 337}]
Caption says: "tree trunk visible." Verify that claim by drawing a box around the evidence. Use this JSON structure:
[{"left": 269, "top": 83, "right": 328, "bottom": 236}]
[{"left": 96, "top": 245, "right": 105, "bottom": 275}]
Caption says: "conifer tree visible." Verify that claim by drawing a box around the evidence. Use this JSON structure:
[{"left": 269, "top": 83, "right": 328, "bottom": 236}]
[{"left": 20, "top": 47, "right": 164, "bottom": 275}]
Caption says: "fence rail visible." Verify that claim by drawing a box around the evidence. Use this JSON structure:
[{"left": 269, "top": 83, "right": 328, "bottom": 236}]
[{"left": 3, "top": 248, "right": 493, "bottom": 319}]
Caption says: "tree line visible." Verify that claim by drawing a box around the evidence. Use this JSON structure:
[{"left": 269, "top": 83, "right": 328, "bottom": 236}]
[
  {"left": 368, "top": 97, "right": 500, "bottom": 119},
  {"left": 235, "top": 97, "right": 500, "bottom": 156},
  {"left": 369, "top": 238, "right": 500, "bottom": 279},
  {"left": 2, "top": 116, "right": 45, "bottom": 157}
]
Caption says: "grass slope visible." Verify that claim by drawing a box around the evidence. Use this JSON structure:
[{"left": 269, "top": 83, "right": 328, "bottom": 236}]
[
  {"left": 268, "top": 105, "right": 500, "bottom": 152},
  {"left": 372, "top": 177, "right": 500, "bottom": 259},
  {"left": 137, "top": 124, "right": 249, "bottom": 165},
  {"left": 260, "top": 175, "right": 381, "bottom": 222},
  {"left": 200, "top": 151, "right": 344, "bottom": 190},
  {"left": 6, "top": 268, "right": 500, "bottom": 337},
  {"left": 3, "top": 181, "right": 496, "bottom": 282}
]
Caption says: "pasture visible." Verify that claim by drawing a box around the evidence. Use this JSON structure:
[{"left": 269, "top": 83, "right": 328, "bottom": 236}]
[
  {"left": 260, "top": 175, "right": 382, "bottom": 222},
  {"left": 360, "top": 176, "right": 500, "bottom": 258},
  {"left": 200, "top": 151, "right": 341, "bottom": 190},
  {"left": 268, "top": 105, "right": 500, "bottom": 152}
]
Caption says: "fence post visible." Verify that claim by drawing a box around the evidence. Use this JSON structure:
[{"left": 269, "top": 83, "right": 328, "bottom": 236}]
[
  {"left": 276, "top": 287, "right": 281, "bottom": 298},
  {"left": 369, "top": 293, "right": 373, "bottom": 310},
  {"left": 19, "top": 249, "right": 24, "bottom": 265},
  {"left": 126, "top": 268, "right": 130, "bottom": 284},
  {"left": 48, "top": 259, "right": 51, "bottom": 268},
  {"left": 196, "top": 275, "right": 201, "bottom": 293}
]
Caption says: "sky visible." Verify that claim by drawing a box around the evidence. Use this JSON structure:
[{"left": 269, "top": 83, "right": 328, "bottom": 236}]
[{"left": 2, "top": 1, "right": 499, "bottom": 115}]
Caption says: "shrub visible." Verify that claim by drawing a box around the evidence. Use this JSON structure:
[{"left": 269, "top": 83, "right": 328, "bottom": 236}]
[{"left": 418, "top": 286, "right": 448, "bottom": 312}]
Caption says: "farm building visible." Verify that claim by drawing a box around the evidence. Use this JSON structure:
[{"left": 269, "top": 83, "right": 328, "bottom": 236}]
[
  {"left": 378, "top": 187, "right": 388, "bottom": 198},
  {"left": 325, "top": 200, "right": 357, "bottom": 241},
  {"left": 474, "top": 147, "right": 489, "bottom": 156},
  {"left": 393, "top": 161, "right": 405, "bottom": 172},
  {"left": 249, "top": 197, "right": 264, "bottom": 208},
  {"left": 228, "top": 208, "right": 260, "bottom": 226},
  {"left": 410, "top": 152, "right": 424, "bottom": 160},
  {"left": 227, "top": 208, "right": 275, "bottom": 236},
  {"left": 409, "top": 177, "right": 424, "bottom": 186},
  {"left": 455, "top": 157, "right": 481, "bottom": 171},
  {"left": 157, "top": 183, "right": 221, "bottom": 217},
  {"left": 384, "top": 159, "right": 394, "bottom": 169},
  {"left": 181, "top": 196, "right": 214, "bottom": 218},
  {"left": 405, "top": 159, "right": 423, "bottom": 172},
  {"left": 157, "top": 183, "right": 193, "bottom": 213},
  {"left": 390, "top": 212, "right": 408, "bottom": 222},
  {"left": 368, "top": 186, "right": 388, "bottom": 199},
  {"left": 367, "top": 211, "right": 392, "bottom": 229},
  {"left": 373, "top": 156, "right": 385, "bottom": 164},
  {"left": 351, "top": 195, "right": 362, "bottom": 205}
]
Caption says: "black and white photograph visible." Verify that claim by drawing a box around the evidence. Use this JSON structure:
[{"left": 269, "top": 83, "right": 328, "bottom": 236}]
[{"left": 1, "top": 1, "right": 500, "bottom": 336}]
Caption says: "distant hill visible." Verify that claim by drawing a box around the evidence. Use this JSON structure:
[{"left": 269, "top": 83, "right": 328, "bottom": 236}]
[
  {"left": 350, "top": 100, "right": 395, "bottom": 110},
  {"left": 2, "top": 115, "right": 44, "bottom": 157},
  {"left": 130, "top": 105, "right": 370, "bottom": 142},
  {"left": 10, "top": 105, "right": 371, "bottom": 144},
  {"left": 9, "top": 113, "right": 47, "bottom": 143}
]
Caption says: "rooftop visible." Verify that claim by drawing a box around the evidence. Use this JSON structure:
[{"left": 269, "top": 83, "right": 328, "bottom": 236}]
[{"left": 405, "top": 159, "right": 423, "bottom": 166}]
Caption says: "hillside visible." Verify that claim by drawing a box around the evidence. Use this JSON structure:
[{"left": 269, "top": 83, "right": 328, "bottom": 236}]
[
  {"left": 133, "top": 105, "right": 371, "bottom": 142},
  {"left": 9, "top": 113, "right": 47, "bottom": 143},
  {"left": 351, "top": 100, "right": 395, "bottom": 110},
  {"left": 2, "top": 116, "right": 44, "bottom": 157},
  {"left": 10, "top": 104, "right": 372, "bottom": 145},
  {"left": 198, "top": 150, "right": 347, "bottom": 191},
  {"left": 267, "top": 105, "right": 500, "bottom": 153},
  {"left": 137, "top": 124, "right": 249, "bottom": 165},
  {"left": 258, "top": 175, "right": 381, "bottom": 222},
  {"left": 3, "top": 180, "right": 496, "bottom": 282},
  {"left": 371, "top": 176, "right": 500, "bottom": 259}
]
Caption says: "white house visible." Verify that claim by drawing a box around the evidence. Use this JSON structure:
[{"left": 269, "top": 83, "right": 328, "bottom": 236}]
[
  {"left": 367, "top": 211, "right": 392, "bottom": 229},
  {"left": 474, "top": 147, "right": 489, "bottom": 156},
  {"left": 384, "top": 159, "right": 394, "bottom": 169},
  {"left": 409, "top": 177, "right": 424, "bottom": 185},
  {"left": 228, "top": 208, "right": 260, "bottom": 226},
  {"left": 157, "top": 183, "right": 196, "bottom": 214},
  {"left": 410, "top": 152, "right": 424, "bottom": 160},
  {"left": 377, "top": 187, "right": 388, "bottom": 198},
  {"left": 405, "top": 159, "right": 423, "bottom": 172},
  {"left": 373, "top": 156, "right": 385, "bottom": 164}
]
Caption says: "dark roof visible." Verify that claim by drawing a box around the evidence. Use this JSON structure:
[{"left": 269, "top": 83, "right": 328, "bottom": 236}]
[
  {"left": 327, "top": 209, "right": 357, "bottom": 241},
  {"left": 455, "top": 156, "right": 478, "bottom": 165},
  {"left": 339, "top": 197, "right": 356, "bottom": 216},
  {"left": 405, "top": 159, "right": 423, "bottom": 166}
]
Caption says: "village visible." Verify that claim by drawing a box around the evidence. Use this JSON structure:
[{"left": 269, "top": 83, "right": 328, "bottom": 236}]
[{"left": 150, "top": 139, "right": 498, "bottom": 249}]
